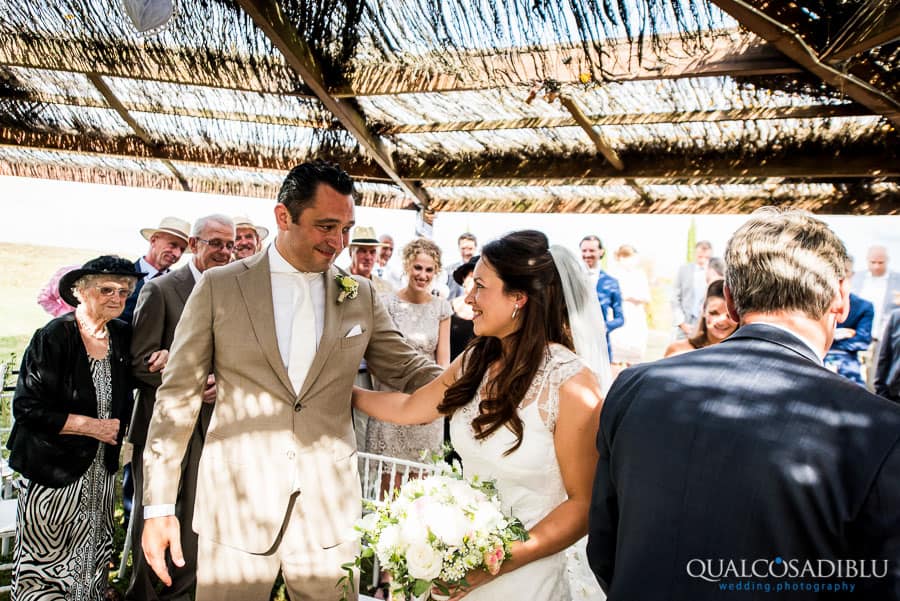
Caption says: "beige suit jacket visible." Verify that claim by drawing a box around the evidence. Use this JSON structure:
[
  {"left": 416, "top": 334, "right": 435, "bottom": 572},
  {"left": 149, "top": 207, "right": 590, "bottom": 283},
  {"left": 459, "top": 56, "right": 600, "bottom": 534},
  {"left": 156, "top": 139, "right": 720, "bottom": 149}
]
[{"left": 143, "top": 251, "right": 441, "bottom": 553}]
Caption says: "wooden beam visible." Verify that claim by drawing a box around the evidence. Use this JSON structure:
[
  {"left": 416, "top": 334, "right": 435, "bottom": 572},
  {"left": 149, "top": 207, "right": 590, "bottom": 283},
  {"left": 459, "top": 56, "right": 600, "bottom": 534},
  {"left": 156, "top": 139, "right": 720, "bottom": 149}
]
[
  {"left": 710, "top": 0, "right": 900, "bottom": 127},
  {"left": 86, "top": 73, "right": 191, "bottom": 191},
  {"left": 402, "top": 147, "right": 899, "bottom": 183},
  {"left": 5, "top": 123, "right": 894, "bottom": 186},
  {"left": 342, "top": 31, "right": 800, "bottom": 96},
  {"left": 234, "top": 0, "right": 431, "bottom": 209},
  {"left": 824, "top": 5, "right": 900, "bottom": 62},
  {"left": 0, "top": 29, "right": 799, "bottom": 98},
  {"left": 0, "top": 88, "right": 328, "bottom": 130},
  {"left": 381, "top": 103, "right": 873, "bottom": 134},
  {"left": 558, "top": 93, "right": 624, "bottom": 171},
  {"left": 0, "top": 126, "right": 389, "bottom": 181},
  {"left": 0, "top": 34, "right": 307, "bottom": 97}
]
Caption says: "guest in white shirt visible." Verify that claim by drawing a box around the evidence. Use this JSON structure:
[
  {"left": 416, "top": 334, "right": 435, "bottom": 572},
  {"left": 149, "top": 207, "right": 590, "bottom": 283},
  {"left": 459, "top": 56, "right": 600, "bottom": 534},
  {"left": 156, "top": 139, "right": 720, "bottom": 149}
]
[{"left": 852, "top": 245, "right": 900, "bottom": 387}]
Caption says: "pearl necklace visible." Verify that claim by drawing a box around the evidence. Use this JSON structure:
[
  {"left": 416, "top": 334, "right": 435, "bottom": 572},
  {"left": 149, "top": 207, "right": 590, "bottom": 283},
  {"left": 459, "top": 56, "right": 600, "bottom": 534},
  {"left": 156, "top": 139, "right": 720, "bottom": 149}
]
[{"left": 77, "top": 315, "right": 109, "bottom": 340}]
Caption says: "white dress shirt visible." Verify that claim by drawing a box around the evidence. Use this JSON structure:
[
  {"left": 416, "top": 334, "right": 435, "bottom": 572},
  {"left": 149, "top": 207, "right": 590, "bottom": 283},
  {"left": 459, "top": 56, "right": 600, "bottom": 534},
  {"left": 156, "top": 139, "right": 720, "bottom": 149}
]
[
  {"left": 858, "top": 273, "right": 888, "bottom": 339},
  {"left": 137, "top": 257, "right": 167, "bottom": 281},
  {"left": 268, "top": 244, "right": 325, "bottom": 367}
]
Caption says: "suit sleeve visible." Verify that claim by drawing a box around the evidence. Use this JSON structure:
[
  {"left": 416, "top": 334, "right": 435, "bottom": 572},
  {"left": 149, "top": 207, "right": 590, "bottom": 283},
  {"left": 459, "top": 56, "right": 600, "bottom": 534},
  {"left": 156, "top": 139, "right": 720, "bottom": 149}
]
[
  {"left": 142, "top": 274, "right": 215, "bottom": 507},
  {"left": 363, "top": 284, "right": 444, "bottom": 393},
  {"left": 856, "top": 436, "right": 900, "bottom": 598},
  {"left": 671, "top": 266, "right": 686, "bottom": 327},
  {"left": 833, "top": 301, "right": 874, "bottom": 353},
  {"left": 130, "top": 278, "right": 166, "bottom": 389},
  {"left": 606, "top": 280, "right": 625, "bottom": 333},
  {"left": 875, "top": 312, "right": 898, "bottom": 399},
  {"left": 12, "top": 327, "right": 70, "bottom": 435}
]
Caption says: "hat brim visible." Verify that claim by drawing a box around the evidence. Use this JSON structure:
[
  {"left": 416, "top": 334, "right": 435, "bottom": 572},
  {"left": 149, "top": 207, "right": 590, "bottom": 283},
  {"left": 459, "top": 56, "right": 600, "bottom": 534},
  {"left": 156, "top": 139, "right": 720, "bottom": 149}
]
[
  {"left": 59, "top": 269, "right": 145, "bottom": 307},
  {"left": 236, "top": 224, "right": 270, "bottom": 240},
  {"left": 349, "top": 239, "right": 384, "bottom": 247},
  {"left": 140, "top": 227, "right": 190, "bottom": 244},
  {"left": 453, "top": 258, "right": 479, "bottom": 286}
]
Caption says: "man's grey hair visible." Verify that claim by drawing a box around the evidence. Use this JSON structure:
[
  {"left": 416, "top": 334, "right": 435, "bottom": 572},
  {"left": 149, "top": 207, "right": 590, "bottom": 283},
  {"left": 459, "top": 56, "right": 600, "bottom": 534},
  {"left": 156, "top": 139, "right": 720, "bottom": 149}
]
[
  {"left": 725, "top": 208, "right": 848, "bottom": 319},
  {"left": 192, "top": 214, "right": 234, "bottom": 236},
  {"left": 695, "top": 240, "right": 712, "bottom": 251}
]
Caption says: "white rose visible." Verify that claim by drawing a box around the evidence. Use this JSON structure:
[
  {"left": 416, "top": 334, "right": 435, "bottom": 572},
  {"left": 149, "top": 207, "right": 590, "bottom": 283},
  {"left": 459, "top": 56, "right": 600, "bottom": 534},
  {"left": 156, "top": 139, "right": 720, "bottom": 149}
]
[
  {"left": 357, "top": 512, "right": 379, "bottom": 534},
  {"left": 424, "top": 503, "right": 470, "bottom": 547},
  {"left": 471, "top": 503, "right": 503, "bottom": 533},
  {"left": 375, "top": 524, "right": 402, "bottom": 563},
  {"left": 399, "top": 512, "right": 430, "bottom": 547},
  {"left": 405, "top": 541, "right": 444, "bottom": 581}
]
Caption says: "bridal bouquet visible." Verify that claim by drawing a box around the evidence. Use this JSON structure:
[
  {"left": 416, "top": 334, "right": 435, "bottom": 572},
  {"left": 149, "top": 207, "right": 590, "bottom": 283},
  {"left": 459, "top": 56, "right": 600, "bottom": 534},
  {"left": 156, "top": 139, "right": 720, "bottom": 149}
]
[{"left": 339, "top": 470, "right": 527, "bottom": 600}]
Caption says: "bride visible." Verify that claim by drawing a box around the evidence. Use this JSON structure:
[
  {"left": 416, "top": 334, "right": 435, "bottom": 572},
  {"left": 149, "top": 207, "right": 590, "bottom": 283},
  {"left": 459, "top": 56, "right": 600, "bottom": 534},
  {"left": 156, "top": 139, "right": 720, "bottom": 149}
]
[{"left": 353, "top": 230, "right": 609, "bottom": 600}]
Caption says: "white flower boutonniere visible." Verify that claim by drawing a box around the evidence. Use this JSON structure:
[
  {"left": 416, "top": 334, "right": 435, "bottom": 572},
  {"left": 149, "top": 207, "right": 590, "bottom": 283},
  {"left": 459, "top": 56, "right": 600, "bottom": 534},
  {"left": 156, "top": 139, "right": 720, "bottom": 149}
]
[{"left": 335, "top": 274, "right": 359, "bottom": 304}]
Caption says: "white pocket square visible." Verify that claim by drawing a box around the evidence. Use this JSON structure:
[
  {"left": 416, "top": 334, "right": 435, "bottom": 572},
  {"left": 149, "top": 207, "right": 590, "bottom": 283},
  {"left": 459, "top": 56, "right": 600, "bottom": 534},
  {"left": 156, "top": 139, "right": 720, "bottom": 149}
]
[{"left": 345, "top": 324, "right": 363, "bottom": 337}]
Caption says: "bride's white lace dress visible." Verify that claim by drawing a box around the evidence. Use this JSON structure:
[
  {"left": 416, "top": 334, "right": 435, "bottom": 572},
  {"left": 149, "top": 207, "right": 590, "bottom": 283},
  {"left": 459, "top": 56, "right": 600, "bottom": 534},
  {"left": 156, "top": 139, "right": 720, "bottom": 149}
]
[{"left": 449, "top": 344, "right": 605, "bottom": 600}]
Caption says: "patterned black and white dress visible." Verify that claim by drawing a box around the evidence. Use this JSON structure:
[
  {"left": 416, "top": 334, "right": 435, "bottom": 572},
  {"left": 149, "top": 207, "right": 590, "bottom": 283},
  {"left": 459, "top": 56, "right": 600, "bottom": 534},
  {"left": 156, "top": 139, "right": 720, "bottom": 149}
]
[{"left": 12, "top": 351, "right": 116, "bottom": 601}]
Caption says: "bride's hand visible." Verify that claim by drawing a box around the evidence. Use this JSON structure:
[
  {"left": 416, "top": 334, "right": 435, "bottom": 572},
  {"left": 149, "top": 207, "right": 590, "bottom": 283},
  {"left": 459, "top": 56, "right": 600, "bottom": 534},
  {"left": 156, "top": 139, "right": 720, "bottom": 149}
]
[{"left": 439, "top": 569, "right": 495, "bottom": 600}]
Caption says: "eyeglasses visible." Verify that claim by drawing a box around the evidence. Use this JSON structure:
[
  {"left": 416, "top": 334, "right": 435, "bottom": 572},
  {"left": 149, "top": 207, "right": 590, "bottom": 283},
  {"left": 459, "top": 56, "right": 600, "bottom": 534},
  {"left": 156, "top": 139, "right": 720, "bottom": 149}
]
[
  {"left": 196, "top": 238, "right": 235, "bottom": 251},
  {"left": 94, "top": 286, "right": 133, "bottom": 298}
]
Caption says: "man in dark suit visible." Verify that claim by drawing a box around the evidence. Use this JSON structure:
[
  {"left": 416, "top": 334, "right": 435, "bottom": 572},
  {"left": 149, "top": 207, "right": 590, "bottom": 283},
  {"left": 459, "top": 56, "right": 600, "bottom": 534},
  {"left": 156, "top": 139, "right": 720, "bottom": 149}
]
[
  {"left": 876, "top": 308, "right": 900, "bottom": 403},
  {"left": 126, "top": 215, "right": 235, "bottom": 601},
  {"left": 121, "top": 216, "right": 190, "bottom": 325},
  {"left": 588, "top": 209, "right": 900, "bottom": 599}
]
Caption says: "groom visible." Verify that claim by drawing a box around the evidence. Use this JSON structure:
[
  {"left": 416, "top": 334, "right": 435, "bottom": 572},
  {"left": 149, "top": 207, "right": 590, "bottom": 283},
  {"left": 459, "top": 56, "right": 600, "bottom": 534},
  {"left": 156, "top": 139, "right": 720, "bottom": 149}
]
[
  {"left": 588, "top": 209, "right": 900, "bottom": 599},
  {"left": 141, "top": 161, "right": 442, "bottom": 600}
]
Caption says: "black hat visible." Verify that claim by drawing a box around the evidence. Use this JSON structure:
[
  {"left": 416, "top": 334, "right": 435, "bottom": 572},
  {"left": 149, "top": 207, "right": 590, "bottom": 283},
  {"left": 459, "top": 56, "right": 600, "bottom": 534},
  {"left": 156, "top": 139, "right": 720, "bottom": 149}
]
[
  {"left": 59, "top": 255, "right": 146, "bottom": 307},
  {"left": 452, "top": 255, "right": 480, "bottom": 286}
]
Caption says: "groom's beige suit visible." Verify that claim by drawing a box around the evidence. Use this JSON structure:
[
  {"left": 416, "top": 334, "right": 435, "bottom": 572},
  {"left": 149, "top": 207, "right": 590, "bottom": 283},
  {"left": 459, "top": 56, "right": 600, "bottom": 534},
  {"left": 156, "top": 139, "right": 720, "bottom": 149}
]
[{"left": 142, "top": 249, "right": 441, "bottom": 598}]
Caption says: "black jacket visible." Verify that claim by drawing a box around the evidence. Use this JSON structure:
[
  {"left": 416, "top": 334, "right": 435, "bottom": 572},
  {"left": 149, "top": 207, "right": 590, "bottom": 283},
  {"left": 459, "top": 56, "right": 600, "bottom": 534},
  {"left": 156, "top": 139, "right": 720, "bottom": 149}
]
[
  {"left": 7, "top": 313, "right": 134, "bottom": 487},
  {"left": 588, "top": 323, "right": 900, "bottom": 600},
  {"left": 876, "top": 308, "right": 900, "bottom": 402}
]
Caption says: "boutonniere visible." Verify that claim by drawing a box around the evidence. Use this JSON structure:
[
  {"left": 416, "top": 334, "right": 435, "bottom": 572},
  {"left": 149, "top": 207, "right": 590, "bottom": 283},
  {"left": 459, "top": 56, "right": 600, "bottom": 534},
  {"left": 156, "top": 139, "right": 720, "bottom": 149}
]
[{"left": 335, "top": 274, "right": 359, "bottom": 304}]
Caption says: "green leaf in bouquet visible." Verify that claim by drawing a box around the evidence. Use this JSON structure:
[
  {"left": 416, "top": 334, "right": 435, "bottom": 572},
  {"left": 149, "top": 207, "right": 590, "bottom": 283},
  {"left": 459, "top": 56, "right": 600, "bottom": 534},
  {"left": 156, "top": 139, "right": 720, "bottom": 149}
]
[{"left": 412, "top": 578, "right": 432, "bottom": 596}]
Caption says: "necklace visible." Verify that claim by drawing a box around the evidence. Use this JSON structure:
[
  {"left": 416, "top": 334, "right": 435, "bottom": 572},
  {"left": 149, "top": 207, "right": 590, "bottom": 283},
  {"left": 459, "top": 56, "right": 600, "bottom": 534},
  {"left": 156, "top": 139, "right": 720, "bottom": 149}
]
[{"left": 77, "top": 315, "right": 109, "bottom": 340}]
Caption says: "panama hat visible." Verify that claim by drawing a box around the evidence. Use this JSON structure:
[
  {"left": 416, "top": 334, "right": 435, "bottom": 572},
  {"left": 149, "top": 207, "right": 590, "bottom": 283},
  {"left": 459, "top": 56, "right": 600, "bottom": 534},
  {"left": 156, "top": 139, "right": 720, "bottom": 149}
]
[
  {"left": 139, "top": 216, "right": 190, "bottom": 244},
  {"left": 59, "top": 255, "right": 146, "bottom": 307},
  {"left": 233, "top": 215, "right": 270, "bottom": 240},
  {"left": 349, "top": 226, "right": 383, "bottom": 247}
]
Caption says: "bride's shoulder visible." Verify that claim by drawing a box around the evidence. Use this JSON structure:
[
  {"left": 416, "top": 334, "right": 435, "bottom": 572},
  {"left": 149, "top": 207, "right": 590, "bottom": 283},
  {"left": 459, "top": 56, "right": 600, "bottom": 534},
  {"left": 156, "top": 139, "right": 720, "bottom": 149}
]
[{"left": 546, "top": 343, "right": 582, "bottom": 366}]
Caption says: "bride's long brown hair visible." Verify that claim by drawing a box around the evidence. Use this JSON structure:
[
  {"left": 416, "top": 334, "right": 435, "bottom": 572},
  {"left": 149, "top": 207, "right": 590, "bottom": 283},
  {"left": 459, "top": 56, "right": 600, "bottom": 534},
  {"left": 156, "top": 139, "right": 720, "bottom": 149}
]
[{"left": 438, "top": 230, "right": 574, "bottom": 454}]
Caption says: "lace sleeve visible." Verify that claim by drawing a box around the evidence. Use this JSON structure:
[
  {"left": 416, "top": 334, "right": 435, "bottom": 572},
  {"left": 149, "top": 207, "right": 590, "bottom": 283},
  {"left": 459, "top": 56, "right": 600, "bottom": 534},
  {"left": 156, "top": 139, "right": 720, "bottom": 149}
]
[{"left": 538, "top": 345, "right": 587, "bottom": 432}]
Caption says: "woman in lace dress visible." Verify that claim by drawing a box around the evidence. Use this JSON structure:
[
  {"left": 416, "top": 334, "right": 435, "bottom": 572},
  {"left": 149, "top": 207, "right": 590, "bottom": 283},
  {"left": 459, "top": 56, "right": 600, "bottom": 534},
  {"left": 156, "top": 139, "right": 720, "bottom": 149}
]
[
  {"left": 8, "top": 256, "right": 141, "bottom": 601},
  {"left": 365, "top": 237, "right": 451, "bottom": 462},
  {"left": 355, "top": 231, "right": 608, "bottom": 600}
]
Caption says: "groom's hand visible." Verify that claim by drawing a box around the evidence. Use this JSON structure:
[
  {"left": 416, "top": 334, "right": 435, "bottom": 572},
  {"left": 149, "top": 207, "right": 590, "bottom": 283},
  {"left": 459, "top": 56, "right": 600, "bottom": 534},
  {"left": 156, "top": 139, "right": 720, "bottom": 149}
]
[{"left": 142, "top": 515, "right": 185, "bottom": 586}]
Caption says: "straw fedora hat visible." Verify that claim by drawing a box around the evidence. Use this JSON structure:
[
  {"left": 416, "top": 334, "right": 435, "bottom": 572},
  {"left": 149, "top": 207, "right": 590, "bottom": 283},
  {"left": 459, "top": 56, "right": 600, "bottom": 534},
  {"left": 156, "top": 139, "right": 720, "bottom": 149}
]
[
  {"left": 140, "top": 216, "right": 191, "bottom": 244},
  {"left": 233, "top": 215, "right": 270, "bottom": 240},
  {"left": 349, "top": 226, "right": 383, "bottom": 247}
]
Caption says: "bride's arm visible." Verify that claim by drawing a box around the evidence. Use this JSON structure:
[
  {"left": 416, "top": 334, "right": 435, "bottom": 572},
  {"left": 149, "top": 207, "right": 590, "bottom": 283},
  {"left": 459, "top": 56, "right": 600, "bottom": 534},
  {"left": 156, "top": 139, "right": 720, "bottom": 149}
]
[
  {"left": 352, "top": 354, "right": 464, "bottom": 425},
  {"left": 500, "top": 367, "right": 604, "bottom": 574}
]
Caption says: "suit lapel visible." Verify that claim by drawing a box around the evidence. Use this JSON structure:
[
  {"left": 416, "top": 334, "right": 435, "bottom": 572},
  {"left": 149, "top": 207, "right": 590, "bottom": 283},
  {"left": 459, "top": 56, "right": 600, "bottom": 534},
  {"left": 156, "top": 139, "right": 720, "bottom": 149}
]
[
  {"left": 298, "top": 267, "right": 345, "bottom": 400},
  {"left": 236, "top": 253, "right": 295, "bottom": 397},
  {"left": 173, "top": 265, "right": 195, "bottom": 305}
]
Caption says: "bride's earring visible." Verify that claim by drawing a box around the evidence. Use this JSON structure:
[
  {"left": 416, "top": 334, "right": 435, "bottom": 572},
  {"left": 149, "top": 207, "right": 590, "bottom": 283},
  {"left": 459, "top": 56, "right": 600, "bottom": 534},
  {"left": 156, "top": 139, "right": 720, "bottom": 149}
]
[{"left": 511, "top": 304, "right": 519, "bottom": 319}]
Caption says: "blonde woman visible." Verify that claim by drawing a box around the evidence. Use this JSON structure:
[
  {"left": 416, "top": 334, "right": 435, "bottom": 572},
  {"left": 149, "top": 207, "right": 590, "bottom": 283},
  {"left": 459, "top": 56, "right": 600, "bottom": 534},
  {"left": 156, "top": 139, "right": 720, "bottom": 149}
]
[{"left": 365, "top": 237, "right": 452, "bottom": 462}]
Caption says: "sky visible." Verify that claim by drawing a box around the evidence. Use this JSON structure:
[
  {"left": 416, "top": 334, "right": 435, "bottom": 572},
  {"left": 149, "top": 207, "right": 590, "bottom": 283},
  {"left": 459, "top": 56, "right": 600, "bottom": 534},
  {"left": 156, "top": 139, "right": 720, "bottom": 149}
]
[{"left": 3, "top": 175, "right": 899, "bottom": 279}]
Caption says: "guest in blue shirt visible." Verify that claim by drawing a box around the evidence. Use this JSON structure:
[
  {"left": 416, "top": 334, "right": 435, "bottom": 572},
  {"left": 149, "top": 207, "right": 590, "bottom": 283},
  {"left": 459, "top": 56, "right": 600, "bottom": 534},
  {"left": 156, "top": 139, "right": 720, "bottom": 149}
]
[
  {"left": 825, "top": 258, "right": 874, "bottom": 386},
  {"left": 596, "top": 265, "right": 624, "bottom": 360}
]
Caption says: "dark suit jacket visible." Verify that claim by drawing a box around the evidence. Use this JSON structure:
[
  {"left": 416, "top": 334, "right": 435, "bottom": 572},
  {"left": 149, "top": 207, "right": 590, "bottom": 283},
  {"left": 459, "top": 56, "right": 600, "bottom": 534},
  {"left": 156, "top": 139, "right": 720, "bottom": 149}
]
[
  {"left": 129, "top": 264, "right": 196, "bottom": 446},
  {"left": 876, "top": 309, "right": 900, "bottom": 402},
  {"left": 120, "top": 258, "right": 146, "bottom": 325},
  {"left": 588, "top": 323, "right": 900, "bottom": 600},
  {"left": 7, "top": 313, "right": 134, "bottom": 486}
]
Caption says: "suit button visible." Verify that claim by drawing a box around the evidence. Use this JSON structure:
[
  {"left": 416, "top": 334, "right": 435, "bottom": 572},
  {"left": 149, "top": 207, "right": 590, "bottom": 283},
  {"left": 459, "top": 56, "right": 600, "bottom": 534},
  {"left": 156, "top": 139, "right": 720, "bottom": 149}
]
[{"left": 294, "top": 403, "right": 302, "bottom": 412}]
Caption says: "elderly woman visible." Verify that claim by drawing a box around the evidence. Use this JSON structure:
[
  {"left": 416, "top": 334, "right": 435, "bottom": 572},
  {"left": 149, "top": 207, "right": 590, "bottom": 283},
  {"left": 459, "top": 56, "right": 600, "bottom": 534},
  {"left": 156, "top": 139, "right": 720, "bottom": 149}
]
[{"left": 7, "top": 255, "right": 143, "bottom": 600}]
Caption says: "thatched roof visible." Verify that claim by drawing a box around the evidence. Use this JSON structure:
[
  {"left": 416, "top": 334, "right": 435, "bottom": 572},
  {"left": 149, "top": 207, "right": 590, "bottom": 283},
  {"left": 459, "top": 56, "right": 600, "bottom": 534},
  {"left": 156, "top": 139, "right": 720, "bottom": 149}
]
[{"left": 1, "top": 0, "right": 898, "bottom": 214}]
